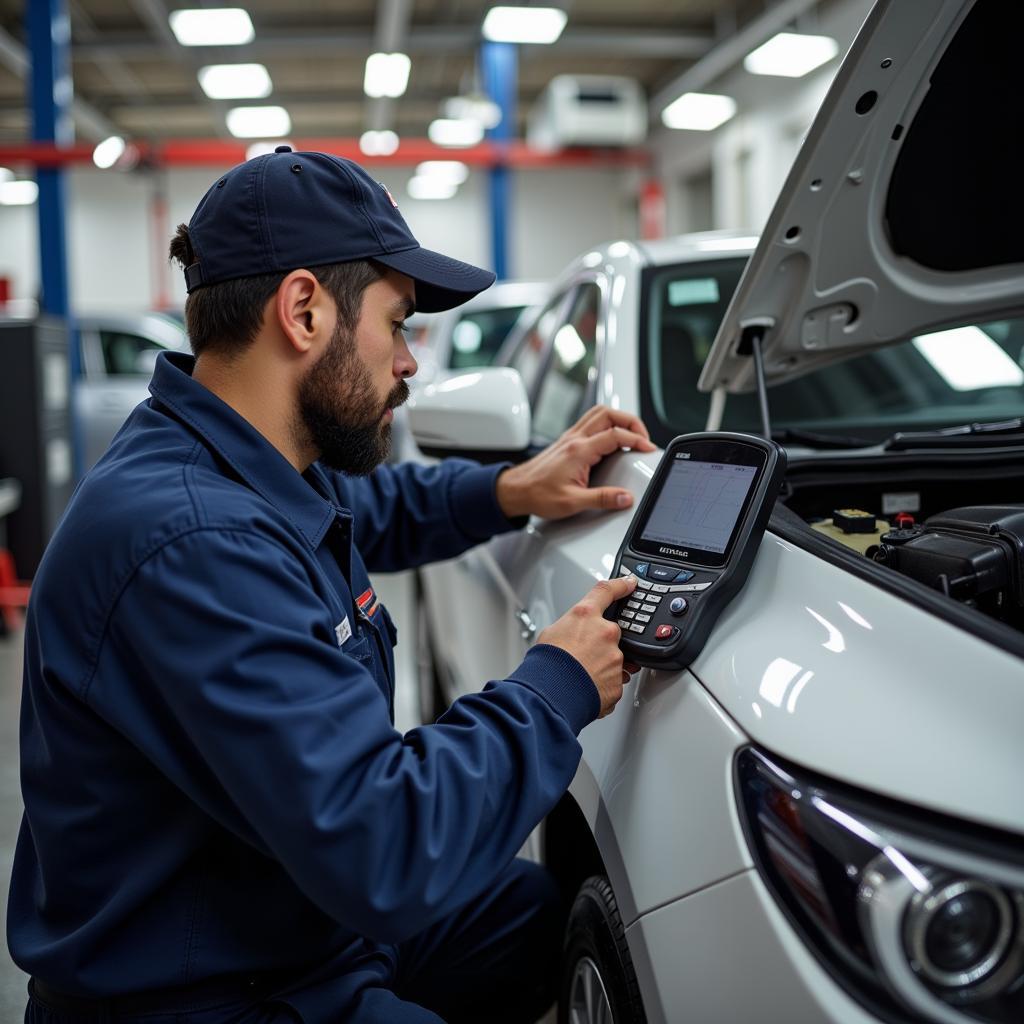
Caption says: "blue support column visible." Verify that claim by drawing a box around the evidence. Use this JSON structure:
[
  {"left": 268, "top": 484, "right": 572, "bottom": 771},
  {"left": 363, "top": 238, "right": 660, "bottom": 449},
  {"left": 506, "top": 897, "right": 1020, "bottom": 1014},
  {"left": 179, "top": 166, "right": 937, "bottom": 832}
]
[
  {"left": 481, "top": 41, "right": 516, "bottom": 281},
  {"left": 28, "top": 0, "right": 82, "bottom": 476}
]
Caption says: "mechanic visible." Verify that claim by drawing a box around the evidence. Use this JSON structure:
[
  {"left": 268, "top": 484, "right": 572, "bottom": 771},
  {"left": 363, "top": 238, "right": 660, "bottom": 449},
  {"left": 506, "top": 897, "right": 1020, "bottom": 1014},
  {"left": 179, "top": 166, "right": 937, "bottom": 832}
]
[{"left": 7, "top": 149, "right": 654, "bottom": 1024}]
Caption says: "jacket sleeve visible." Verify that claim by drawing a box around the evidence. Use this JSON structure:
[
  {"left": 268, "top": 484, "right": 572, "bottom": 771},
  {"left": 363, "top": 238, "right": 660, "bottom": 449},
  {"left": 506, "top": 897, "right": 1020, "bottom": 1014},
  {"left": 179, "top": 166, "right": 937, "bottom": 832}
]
[
  {"left": 94, "top": 526, "right": 598, "bottom": 944},
  {"left": 329, "top": 458, "right": 526, "bottom": 572}
]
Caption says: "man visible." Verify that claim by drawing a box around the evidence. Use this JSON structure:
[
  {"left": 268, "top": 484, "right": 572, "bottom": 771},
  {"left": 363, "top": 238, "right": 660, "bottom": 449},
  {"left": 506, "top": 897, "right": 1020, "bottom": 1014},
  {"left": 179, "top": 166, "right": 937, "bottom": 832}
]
[{"left": 8, "top": 148, "right": 652, "bottom": 1023}]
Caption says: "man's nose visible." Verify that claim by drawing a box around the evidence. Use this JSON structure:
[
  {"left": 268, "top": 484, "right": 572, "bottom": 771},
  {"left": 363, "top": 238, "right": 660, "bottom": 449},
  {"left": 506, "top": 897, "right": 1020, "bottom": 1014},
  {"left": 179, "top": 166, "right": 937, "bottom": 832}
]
[{"left": 395, "top": 335, "right": 418, "bottom": 380}]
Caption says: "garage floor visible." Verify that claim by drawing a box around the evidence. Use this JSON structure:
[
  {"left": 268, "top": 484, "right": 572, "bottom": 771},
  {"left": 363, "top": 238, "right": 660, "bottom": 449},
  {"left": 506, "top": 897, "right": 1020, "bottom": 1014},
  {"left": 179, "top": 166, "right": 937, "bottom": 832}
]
[{"left": 0, "top": 572, "right": 555, "bottom": 1022}]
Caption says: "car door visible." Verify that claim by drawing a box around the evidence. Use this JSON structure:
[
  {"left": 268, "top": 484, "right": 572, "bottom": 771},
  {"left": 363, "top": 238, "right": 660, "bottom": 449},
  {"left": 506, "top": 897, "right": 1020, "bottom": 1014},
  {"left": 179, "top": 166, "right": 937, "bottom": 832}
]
[{"left": 424, "top": 277, "right": 612, "bottom": 699}]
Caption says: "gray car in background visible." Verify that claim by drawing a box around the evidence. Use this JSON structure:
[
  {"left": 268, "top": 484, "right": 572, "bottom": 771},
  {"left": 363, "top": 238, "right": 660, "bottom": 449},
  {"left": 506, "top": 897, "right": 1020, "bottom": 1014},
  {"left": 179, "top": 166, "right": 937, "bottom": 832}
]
[{"left": 76, "top": 312, "right": 189, "bottom": 469}]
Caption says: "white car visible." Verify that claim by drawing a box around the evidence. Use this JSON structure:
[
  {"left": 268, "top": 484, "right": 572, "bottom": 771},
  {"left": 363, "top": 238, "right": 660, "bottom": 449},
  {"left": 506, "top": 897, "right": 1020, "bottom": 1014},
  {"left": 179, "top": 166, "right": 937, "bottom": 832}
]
[
  {"left": 407, "top": 2, "right": 1024, "bottom": 1022},
  {"left": 76, "top": 312, "right": 189, "bottom": 468}
]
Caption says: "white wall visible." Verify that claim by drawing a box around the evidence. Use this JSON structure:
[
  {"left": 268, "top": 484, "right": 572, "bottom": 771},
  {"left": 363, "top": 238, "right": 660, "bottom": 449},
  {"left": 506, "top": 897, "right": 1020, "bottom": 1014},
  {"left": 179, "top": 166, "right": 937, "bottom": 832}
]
[
  {"left": 654, "top": 0, "right": 874, "bottom": 236},
  {"left": 0, "top": 161, "right": 635, "bottom": 314}
]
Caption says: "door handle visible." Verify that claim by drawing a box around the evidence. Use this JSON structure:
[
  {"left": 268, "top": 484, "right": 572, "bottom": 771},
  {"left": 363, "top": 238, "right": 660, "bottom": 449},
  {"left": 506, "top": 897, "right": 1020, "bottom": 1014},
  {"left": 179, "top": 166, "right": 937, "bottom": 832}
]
[{"left": 515, "top": 608, "right": 536, "bottom": 642}]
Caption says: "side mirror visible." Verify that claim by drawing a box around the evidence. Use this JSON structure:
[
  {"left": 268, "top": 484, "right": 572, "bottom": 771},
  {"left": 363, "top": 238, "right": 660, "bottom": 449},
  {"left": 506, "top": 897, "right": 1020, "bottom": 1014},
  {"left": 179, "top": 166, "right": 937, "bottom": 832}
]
[{"left": 407, "top": 367, "right": 530, "bottom": 462}]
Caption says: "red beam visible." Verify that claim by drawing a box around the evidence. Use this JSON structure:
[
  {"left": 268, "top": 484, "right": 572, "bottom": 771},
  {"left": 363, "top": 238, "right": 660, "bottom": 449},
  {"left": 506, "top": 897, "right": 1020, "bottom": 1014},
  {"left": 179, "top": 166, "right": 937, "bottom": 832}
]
[{"left": 0, "top": 139, "right": 651, "bottom": 170}]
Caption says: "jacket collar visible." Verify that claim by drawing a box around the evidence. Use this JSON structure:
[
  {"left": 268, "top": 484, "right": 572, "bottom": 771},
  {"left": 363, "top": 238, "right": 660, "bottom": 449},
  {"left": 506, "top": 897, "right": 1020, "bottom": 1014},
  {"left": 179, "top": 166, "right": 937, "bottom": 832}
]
[{"left": 149, "top": 352, "right": 340, "bottom": 549}]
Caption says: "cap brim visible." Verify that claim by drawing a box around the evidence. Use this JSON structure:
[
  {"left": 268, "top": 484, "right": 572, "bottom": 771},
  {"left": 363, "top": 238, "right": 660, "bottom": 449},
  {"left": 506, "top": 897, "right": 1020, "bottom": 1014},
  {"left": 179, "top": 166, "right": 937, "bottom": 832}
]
[{"left": 374, "top": 246, "right": 496, "bottom": 313}]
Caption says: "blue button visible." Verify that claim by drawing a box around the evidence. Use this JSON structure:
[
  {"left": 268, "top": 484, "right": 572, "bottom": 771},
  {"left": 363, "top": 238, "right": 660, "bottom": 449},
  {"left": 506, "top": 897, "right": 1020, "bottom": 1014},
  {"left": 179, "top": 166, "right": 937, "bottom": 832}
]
[
  {"left": 669, "top": 597, "right": 688, "bottom": 615},
  {"left": 634, "top": 563, "right": 649, "bottom": 577},
  {"left": 650, "top": 564, "right": 676, "bottom": 581},
  {"left": 674, "top": 570, "right": 694, "bottom": 583}
]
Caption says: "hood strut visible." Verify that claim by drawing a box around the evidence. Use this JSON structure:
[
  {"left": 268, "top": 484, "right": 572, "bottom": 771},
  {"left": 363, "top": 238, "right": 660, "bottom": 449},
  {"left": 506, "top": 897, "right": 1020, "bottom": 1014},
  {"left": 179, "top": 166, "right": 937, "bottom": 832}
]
[{"left": 738, "top": 320, "right": 774, "bottom": 441}]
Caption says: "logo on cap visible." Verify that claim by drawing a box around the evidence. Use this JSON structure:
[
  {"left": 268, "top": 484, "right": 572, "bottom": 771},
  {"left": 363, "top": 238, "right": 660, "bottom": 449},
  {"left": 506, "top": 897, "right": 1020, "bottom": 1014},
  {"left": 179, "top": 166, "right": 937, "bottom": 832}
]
[{"left": 378, "top": 182, "right": 398, "bottom": 208}]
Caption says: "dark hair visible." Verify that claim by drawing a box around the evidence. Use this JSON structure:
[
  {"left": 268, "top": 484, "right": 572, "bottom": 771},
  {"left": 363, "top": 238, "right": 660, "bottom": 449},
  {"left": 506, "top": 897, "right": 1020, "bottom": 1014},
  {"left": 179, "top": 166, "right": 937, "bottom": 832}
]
[{"left": 168, "top": 223, "right": 383, "bottom": 357}]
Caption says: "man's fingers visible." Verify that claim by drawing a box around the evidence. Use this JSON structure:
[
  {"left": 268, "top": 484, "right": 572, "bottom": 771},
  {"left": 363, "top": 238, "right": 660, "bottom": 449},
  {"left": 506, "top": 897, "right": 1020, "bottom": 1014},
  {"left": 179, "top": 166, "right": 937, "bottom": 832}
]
[
  {"left": 623, "top": 660, "right": 642, "bottom": 675},
  {"left": 570, "top": 486, "right": 635, "bottom": 511},
  {"left": 582, "top": 426, "right": 655, "bottom": 462},
  {"left": 575, "top": 406, "right": 655, "bottom": 446},
  {"left": 588, "top": 573, "right": 637, "bottom": 611}
]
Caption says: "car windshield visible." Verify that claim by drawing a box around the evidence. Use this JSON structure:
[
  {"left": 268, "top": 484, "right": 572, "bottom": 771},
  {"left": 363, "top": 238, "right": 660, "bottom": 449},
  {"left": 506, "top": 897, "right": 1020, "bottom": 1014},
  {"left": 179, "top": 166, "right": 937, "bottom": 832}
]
[{"left": 642, "top": 258, "right": 1024, "bottom": 446}]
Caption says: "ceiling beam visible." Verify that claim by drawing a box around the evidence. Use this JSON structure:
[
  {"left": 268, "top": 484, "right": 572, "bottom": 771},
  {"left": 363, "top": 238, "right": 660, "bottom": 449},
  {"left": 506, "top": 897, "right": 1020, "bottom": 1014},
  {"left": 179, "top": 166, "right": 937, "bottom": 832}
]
[
  {"left": 0, "top": 23, "right": 118, "bottom": 141},
  {"left": 71, "top": 27, "right": 714, "bottom": 62}
]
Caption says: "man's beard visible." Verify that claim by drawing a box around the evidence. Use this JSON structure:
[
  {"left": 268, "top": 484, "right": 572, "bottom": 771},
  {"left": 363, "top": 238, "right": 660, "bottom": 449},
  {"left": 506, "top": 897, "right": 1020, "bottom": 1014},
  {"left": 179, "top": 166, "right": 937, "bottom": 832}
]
[{"left": 296, "top": 320, "right": 409, "bottom": 476}]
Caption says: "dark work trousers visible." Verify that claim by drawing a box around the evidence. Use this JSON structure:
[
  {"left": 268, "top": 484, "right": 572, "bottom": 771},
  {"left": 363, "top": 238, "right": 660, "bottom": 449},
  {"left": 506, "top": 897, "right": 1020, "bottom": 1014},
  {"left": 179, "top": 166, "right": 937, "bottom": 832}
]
[{"left": 24, "top": 859, "right": 564, "bottom": 1024}]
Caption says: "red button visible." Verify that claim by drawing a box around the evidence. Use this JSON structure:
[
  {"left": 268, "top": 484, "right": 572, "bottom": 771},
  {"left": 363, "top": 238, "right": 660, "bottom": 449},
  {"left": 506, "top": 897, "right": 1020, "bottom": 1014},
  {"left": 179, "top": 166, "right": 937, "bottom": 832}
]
[{"left": 655, "top": 624, "right": 677, "bottom": 640}]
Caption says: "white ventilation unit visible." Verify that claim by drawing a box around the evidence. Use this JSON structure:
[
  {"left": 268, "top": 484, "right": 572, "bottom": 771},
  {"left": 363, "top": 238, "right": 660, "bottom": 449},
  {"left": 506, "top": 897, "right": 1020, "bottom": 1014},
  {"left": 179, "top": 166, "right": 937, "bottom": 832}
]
[{"left": 527, "top": 75, "right": 647, "bottom": 150}]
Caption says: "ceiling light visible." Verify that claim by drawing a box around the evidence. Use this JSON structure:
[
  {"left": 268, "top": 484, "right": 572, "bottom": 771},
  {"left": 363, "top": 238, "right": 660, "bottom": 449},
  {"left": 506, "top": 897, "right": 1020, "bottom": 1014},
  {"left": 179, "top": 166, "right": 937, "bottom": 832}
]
[
  {"left": 407, "top": 176, "right": 457, "bottom": 200},
  {"left": 482, "top": 6, "right": 567, "bottom": 44},
  {"left": 913, "top": 327, "right": 1024, "bottom": 391},
  {"left": 226, "top": 105, "right": 291, "bottom": 138},
  {"left": 199, "top": 63, "right": 272, "bottom": 99},
  {"left": 428, "top": 118, "right": 484, "bottom": 147},
  {"left": 443, "top": 94, "right": 501, "bottom": 129},
  {"left": 168, "top": 8, "right": 254, "bottom": 46},
  {"left": 363, "top": 53, "right": 411, "bottom": 99},
  {"left": 744, "top": 32, "right": 839, "bottom": 77},
  {"left": 359, "top": 130, "right": 400, "bottom": 156},
  {"left": 0, "top": 180, "right": 39, "bottom": 206},
  {"left": 92, "top": 135, "right": 125, "bottom": 169},
  {"left": 415, "top": 161, "right": 470, "bottom": 185},
  {"left": 661, "top": 92, "right": 736, "bottom": 131}
]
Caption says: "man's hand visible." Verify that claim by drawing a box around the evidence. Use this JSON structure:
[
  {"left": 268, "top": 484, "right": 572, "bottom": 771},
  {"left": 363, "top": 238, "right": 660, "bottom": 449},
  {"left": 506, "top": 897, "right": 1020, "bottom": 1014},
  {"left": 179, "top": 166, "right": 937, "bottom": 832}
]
[
  {"left": 495, "top": 406, "right": 657, "bottom": 520},
  {"left": 538, "top": 575, "right": 642, "bottom": 718}
]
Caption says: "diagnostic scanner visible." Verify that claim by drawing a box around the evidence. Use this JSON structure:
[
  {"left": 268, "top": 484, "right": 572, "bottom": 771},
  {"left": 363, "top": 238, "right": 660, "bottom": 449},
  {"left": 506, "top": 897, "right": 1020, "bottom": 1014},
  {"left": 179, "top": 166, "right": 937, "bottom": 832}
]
[{"left": 606, "top": 431, "right": 786, "bottom": 670}]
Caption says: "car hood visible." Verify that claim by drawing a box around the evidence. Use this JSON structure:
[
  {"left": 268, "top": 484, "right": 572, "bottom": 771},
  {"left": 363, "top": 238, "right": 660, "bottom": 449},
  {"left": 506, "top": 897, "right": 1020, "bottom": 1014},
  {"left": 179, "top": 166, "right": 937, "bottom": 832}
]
[{"left": 700, "top": 0, "right": 1024, "bottom": 394}]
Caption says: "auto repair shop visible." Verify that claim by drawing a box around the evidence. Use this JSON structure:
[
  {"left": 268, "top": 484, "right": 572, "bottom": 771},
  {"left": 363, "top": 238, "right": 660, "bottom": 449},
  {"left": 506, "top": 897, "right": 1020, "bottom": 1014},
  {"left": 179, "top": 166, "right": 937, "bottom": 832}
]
[{"left": 2, "top": 1, "right": 1023, "bottom": 1022}]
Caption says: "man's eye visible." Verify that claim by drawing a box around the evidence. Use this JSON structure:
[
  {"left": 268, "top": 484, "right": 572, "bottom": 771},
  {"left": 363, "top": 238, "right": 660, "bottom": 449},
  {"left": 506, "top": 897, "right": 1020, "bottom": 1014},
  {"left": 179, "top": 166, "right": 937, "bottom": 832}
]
[{"left": 393, "top": 321, "right": 409, "bottom": 334}]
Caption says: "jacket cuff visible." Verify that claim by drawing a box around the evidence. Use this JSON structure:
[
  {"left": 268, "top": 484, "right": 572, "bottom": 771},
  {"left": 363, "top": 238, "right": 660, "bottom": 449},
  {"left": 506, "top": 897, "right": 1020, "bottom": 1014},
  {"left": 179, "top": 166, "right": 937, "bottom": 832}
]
[
  {"left": 507, "top": 644, "right": 601, "bottom": 735},
  {"left": 450, "top": 463, "right": 527, "bottom": 541}
]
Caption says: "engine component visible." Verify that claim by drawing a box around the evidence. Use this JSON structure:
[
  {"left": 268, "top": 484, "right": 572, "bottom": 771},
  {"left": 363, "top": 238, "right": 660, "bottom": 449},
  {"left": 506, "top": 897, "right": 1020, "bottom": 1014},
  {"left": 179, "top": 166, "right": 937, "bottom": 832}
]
[{"left": 870, "top": 506, "right": 1024, "bottom": 624}]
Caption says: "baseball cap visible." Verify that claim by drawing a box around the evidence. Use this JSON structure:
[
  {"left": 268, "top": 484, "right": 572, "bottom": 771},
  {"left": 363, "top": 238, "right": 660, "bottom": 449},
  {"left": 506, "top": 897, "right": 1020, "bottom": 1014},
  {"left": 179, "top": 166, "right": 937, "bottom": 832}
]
[{"left": 182, "top": 146, "right": 495, "bottom": 313}]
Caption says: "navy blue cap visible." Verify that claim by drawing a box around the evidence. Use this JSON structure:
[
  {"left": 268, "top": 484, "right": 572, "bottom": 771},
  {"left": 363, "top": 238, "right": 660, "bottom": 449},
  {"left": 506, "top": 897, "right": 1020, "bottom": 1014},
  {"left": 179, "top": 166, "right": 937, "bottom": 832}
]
[{"left": 183, "top": 147, "right": 495, "bottom": 313}]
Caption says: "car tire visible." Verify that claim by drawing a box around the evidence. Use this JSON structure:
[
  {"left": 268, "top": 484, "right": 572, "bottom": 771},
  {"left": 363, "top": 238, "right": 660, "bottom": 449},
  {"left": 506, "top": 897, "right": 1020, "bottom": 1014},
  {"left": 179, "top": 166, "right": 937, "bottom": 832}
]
[
  {"left": 415, "top": 576, "right": 448, "bottom": 725},
  {"left": 559, "top": 876, "right": 647, "bottom": 1024}
]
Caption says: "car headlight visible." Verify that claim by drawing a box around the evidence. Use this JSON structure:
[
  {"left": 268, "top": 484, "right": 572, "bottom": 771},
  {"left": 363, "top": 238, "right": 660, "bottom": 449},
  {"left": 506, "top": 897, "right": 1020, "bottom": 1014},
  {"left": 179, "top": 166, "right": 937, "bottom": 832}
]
[{"left": 736, "top": 747, "right": 1024, "bottom": 1024}]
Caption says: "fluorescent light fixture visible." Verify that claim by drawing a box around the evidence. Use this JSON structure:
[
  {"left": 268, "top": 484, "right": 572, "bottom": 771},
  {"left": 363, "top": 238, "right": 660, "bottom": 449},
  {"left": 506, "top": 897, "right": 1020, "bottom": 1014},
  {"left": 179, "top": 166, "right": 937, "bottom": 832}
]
[
  {"left": 913, "top": 327, "right": 1024, "bottom": 391},
  {"left": 443, "top": 94, "right": 501, "bottom": 129},
  {"left": 744, "top": 32, "right": 839, "bottom": 78},
  {"left": 407, "top": 175, "right": 457, "bottom": 200},
  {"left": 428, "top": 118, "right": 484, "bottom": 147},
  {"left": 363, "top": 52, "right": 411, "bottom": 99},
  {"left": 415, "top": 161, "right": 470, "bottom": 185},
  {"left": 661, "top": 92, "right": 736, "bottom": 131},
  {"left": 226, "top": 105, "right": 291, "bottom": 138},
  {"left": 168, "top": 8, "right": 254, "bottom": 46},
  {"left": 482, "top": 6, "right": 567, "bottom": 44},
  {"left": 92, "top": 135, "right": 126, "bottom": 169},
  {"left": 199, "top": 63, "right": 271, "bottom": 99},
  {"left": 359, "top": 130, "right": 400, "bottom": 156},
  {"left": 0, "top": 166, "right": 12, "bottom": 183},
  {"left": 246, "top": 140, "right": 293, "bottom": 160},
  {"left": 0, "top": 180, "right": 39, "bottom": 205}
]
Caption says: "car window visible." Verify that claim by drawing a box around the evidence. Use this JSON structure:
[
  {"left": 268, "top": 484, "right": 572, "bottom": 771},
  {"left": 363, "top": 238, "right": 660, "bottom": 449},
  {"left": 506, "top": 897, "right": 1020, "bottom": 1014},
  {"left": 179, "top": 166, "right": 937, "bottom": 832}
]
[
  {"left": 448, "top": 306, "right": 529, "bottom": 371},
  {"left": 531, "top": 282, "right": 601, "bottom": 442},
  {"left": 505, "top": 292, "right": 569, "bottom": 397},
  {"left": 99, "top": 330, "right": 166, "bottom": 376},
  {"left": 641, "top": 259, "right": 1024, "bottom": 445}
]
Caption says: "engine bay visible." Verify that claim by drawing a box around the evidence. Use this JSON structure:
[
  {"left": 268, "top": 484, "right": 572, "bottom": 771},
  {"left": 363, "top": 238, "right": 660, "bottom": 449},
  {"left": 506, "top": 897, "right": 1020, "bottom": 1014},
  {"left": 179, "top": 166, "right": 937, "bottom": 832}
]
[{"left": 782, "top": 457, "right": 1024, "bottom": 630}]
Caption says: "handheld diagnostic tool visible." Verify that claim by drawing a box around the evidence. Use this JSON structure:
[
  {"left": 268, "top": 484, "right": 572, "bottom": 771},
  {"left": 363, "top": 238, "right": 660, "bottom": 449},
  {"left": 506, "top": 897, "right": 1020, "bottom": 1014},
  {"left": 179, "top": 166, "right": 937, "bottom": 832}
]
[{"left": 607, "top": 432, "right": 786, "bottom": 670}]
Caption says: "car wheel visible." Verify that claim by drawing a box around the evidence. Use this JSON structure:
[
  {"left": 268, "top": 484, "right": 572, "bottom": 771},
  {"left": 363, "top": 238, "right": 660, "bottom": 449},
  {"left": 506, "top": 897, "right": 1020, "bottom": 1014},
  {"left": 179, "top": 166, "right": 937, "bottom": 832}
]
[
  {"left": 559, "top": 876, "right": 646, "bottom": 1024},
  {"left": 415, "top": 576, "right": 448, "bottom": 725}
]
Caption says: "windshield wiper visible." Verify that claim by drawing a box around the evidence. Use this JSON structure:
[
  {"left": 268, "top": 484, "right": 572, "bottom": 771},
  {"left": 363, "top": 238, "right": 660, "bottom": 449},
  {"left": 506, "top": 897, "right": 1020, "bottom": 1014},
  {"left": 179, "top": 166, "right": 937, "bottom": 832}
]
[
  {"left": 885, "top": 418, "right": 1024, "bottom": 450},
  {"left": 771, "top": 427, "right": 875, "bottom": 449}
]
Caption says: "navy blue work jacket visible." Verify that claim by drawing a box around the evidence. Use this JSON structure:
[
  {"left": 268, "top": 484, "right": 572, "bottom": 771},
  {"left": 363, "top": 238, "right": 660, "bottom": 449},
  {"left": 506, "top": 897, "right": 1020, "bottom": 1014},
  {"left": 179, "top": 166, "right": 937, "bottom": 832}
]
[{"left": 7, "top": 352, "right": 599, "bottom": 1009}]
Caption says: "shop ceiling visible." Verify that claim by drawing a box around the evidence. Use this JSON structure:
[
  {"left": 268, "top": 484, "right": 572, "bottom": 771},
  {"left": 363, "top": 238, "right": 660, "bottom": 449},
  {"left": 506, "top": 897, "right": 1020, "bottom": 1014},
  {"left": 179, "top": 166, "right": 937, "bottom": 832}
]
[{"left": 0, "top": 0, "right": 834, "bottom": 144}]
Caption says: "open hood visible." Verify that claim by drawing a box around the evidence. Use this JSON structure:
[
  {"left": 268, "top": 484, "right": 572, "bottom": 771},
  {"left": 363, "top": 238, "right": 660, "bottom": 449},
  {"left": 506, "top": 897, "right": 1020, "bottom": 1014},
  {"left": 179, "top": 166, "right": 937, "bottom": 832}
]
[{"left": 700, "top": 0, "right": 1024, "bottom": 394}]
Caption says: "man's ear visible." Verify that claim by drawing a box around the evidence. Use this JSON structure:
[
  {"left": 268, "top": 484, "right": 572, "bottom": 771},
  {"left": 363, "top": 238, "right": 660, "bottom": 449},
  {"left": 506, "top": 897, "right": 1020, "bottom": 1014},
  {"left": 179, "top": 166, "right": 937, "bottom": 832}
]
[{"left": 274, "top": 269, "right": 326, "bottom": 355}]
